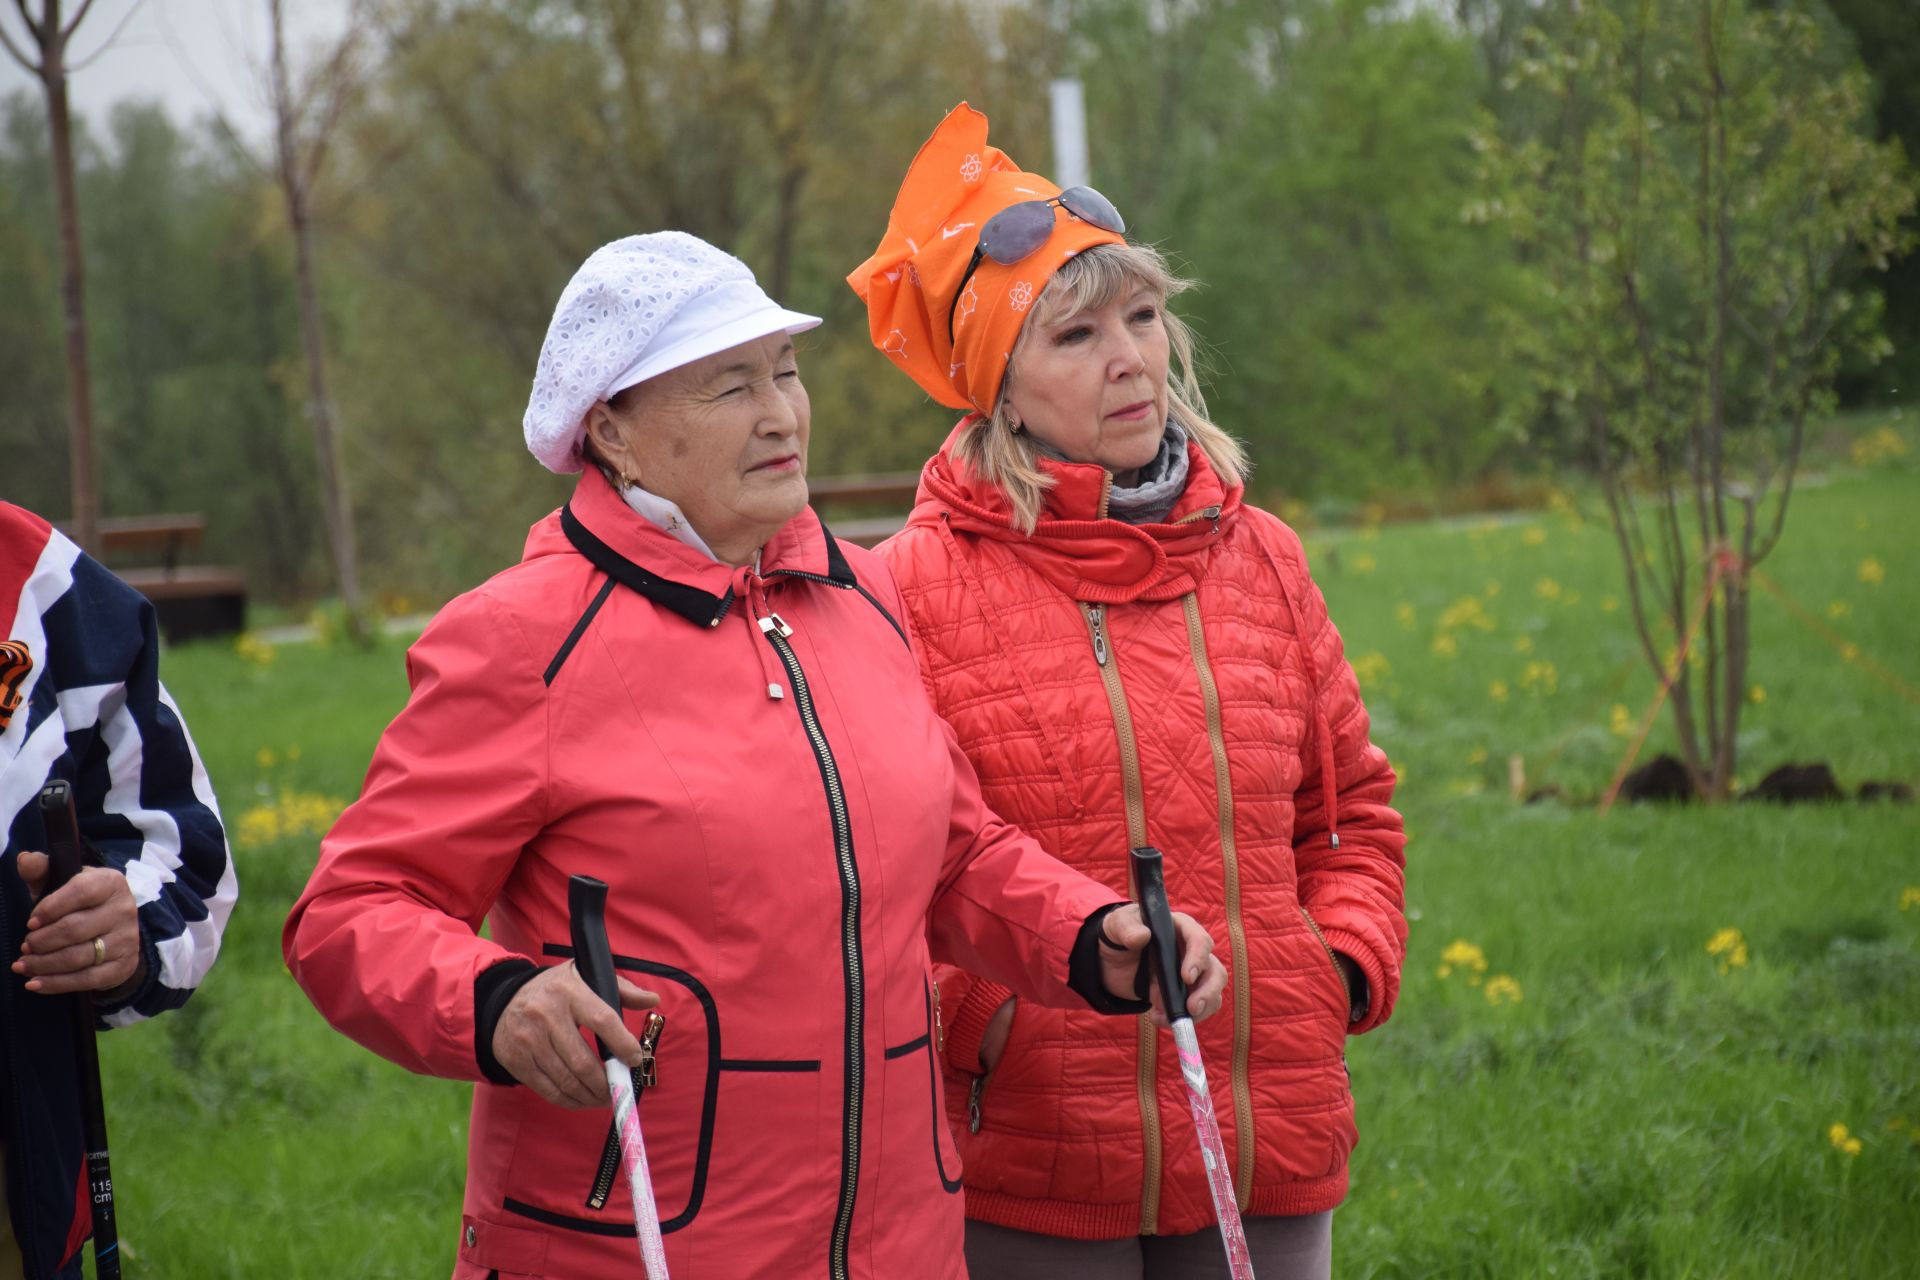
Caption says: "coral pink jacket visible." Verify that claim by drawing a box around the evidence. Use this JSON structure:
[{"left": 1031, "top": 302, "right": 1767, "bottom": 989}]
[
  {"left": 284, "top": 468, "right": 1126, "bottom": 1279},
  {"left": 877, "top": 424, "right": 1407, "bottom": 1240}
]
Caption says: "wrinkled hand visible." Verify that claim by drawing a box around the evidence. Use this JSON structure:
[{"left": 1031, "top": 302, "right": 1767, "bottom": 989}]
[
  {"left": 11, "top": 851, "right": 145, "bottom": 997},
  {"left": 492, "top": 963, "right": 661, "bottom": 1109},
  {"left": 1099, "top": 904, "right": 1229, "bottom": 1028}
]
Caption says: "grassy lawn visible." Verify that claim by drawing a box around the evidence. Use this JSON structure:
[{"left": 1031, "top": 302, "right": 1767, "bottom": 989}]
[{"left": 90, "top": 437, "right": 1916, "bottom": 1277}]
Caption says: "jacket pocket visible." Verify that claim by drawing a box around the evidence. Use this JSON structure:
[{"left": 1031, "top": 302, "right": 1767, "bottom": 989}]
[
  {"left": 538, "top": 944, "right": 720, "bottom": 1235},
  {"left": 886, "top": 974, "right": 963, "bottom": 1192},
  {"left": 1299, "top": 907, "right": 1352, "bottom": 1020}
]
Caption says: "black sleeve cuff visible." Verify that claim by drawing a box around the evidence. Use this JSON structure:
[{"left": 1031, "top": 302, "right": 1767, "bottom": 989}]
[
  {"left": 1068, "top": 904, "right": 1153, "bottom": 1016},
  {"left": 1335, "top": 952, "right": 1370, "bottom": 1025},
  {"left": 474, "top": 958, "right": 542, "bottom": 1085}
]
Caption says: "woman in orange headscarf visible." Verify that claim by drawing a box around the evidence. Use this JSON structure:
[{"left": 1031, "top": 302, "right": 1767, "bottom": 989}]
[{"left": 849, "top": 105, "right": 1408, "bottom": 1279}]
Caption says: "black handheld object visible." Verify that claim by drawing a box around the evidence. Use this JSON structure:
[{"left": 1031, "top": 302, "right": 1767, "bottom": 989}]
[
  {"left": 1129, "top": 846, "right": 1189, "bottom": 1023},
  {"left": 39, "top": 778, "right": 86, "bottom": 890},
  {"left": 567, "top": 874, "right": 621, "bottom": 1059},
  {"left": 35, "top": 780, "right": 122, "bottom": 1279}
]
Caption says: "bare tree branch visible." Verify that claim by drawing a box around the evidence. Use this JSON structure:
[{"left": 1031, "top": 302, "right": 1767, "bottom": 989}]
[
  {"left": 0, "top": 13, "right": 36, "bottom": 71},
  {"left": 66, "top": 0, "right": 142, "bottom": 73},
  {"left": 59, "top": 0, "right": 97, "bottom": 42}
]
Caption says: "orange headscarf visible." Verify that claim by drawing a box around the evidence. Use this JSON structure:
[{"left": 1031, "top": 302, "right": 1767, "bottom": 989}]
[{"left": 847, "top": 103, "right": 1126, "bottom": 416}]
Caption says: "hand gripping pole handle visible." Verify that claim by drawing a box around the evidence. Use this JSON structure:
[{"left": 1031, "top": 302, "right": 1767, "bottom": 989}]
[
  {"left": 567, "top": 875, "right": 621, "bottom": 1059},
  {"left": 1130, "top": 846, "right": 1189, "bottom": 1022}
]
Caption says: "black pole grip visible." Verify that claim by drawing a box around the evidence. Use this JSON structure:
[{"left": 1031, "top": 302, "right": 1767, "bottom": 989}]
[
  {"left": 1130, "top": 846, "right": 1189, "bottom": 1023},
  {"left": 567, "top": 875, "right": 621, "bottom": 1060},
  {"left": 38, "top": 779, "right": 86, "bottom": 892}
]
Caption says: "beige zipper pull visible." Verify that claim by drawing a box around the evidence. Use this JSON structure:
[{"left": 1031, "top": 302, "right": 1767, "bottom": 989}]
[{"left": 932, "top": 981, "right": 944, "bottom": 1054}]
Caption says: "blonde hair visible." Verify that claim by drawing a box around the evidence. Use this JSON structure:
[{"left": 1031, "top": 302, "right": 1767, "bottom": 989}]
[{"left": 951, "top": 241, "right": 1248, "bottom": 533}]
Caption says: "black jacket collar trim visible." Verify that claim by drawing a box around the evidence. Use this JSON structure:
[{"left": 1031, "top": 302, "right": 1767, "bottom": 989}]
[
  {"left": 561, "top": 503, "right": 733, "bottom": 628},
  {"left": 560, "top": 506, "right": 858, "bottom": 626}
]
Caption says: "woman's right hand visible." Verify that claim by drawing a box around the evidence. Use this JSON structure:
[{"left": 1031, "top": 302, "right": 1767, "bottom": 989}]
[
  {"left": 978, "top": 997, "right": 1016, "bottom": 1072},
  {"left": 492, "top": 963, "right": 661, "bottom": 1109}
]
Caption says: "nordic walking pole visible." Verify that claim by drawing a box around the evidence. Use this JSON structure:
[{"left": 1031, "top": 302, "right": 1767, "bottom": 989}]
[
  {"left": 37, "top": 780, "right": 122, "bottom": 1280},
  {"left": 1131, "top": 845, "right": 1255, "bottom": 1279},
  {"left": 567, "top": 874, "right": 669, "bottom": 1280}
]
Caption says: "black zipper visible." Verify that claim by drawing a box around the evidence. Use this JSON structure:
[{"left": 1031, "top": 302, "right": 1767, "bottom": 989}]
[
  {"left": 757, "top": 611, "right": 864, "bottom": 1280},
  {"left": 584, "top": 1011, "right": 666, "bottom": 1211}
]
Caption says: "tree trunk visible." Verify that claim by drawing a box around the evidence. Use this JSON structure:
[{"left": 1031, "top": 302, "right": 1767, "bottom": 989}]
[
  {"left": 271, "top": 0, "right": 366, "bottom": 640},
  {"left": 40, "top": 25, "right": 99, "bottom": 553}
]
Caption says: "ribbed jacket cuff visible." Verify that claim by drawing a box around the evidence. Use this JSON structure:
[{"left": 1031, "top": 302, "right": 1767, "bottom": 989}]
[
  {"left": 1318, "top": 926, "right": 1389, "bottom": 1034},
  {"left": 945, "top": 978, "right": 1015, "bottom": 1073},
  {"left": 473, "top": 958, "right": 541, "bottom": 1084}
]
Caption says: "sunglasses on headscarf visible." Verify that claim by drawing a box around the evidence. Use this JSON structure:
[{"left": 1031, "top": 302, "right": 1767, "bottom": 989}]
[{"left": 945, "top": 186, "right": 1127, "bottom": 343}]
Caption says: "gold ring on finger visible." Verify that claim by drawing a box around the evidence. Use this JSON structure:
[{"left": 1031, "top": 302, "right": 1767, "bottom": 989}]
[{"left": 91, "top": 936, "right": 106, "bottom": 967}]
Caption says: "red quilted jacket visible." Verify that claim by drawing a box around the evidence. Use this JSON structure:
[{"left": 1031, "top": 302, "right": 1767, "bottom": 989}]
[{"left": 876, "top": 422, "right": 1407, "bottom": 1239}]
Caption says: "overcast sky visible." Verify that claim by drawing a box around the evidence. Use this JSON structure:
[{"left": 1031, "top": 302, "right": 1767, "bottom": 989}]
[{"left": 0, "top": 0, "right": 354, "bottom": 145}]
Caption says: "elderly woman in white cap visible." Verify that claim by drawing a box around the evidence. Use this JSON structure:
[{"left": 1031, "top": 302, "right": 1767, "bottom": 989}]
[{"left": 283, "top": 232, "right": 1227, "bottom": 1280}]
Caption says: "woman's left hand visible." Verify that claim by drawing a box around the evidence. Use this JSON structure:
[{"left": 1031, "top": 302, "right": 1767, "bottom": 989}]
[
  {"left": 1098, "top": 904, "right": 1229, "bottom": 1027},
  {"left": 10, "top": 851, "right": 146, "bottom": 997}
]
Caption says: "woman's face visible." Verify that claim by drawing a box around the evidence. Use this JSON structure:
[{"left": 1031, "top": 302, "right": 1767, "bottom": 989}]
[
  {"left": 1003, "top": 282, "right": 1170, "bottom": 485},
  {"left": 589, "top": 333, "right": 811, "bottom": 564}
]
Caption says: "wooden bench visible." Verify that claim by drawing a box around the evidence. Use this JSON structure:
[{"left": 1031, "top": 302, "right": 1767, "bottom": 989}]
[
  {"left": 91, "top": 515, "right": 247, "bottom": 642},
  {"left": 810, "top": 472, "right": 920, "bottom": 548}
]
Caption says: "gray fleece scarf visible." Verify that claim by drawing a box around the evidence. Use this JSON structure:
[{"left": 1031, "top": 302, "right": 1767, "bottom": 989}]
[{"left": 1033, "top": 420, "right": 1191, "bottom": 525}]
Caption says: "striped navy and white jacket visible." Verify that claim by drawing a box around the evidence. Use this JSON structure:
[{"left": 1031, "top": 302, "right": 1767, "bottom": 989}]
[{"left": 2, "top": 501, "right": 237, "bottom": 1280}]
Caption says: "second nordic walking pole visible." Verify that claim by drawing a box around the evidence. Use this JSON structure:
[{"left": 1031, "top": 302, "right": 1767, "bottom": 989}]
[
  {"left": 38, "top": 779, "right": 122, "bottom": 1280},
  {"left": 567, "top": 874, "right": 670, "bottom": 1280},
  {"left": 1131, "top": 845, "right": 1255, "bottom": 1279}
]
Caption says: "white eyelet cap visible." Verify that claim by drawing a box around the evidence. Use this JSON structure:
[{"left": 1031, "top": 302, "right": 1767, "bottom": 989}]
[{"left": 523, "top": 231, "right": 821, "bottom": 473}]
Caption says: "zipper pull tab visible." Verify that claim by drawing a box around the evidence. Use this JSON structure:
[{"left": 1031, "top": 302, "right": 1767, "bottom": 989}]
[
  {"left": 637, "top": 1011, "right": 666, "bottom": 1089},
  {"left": 1086, "top": 604, "right": 1109, "bottom": 667},
  {"left": 968, "top": 1074, "right": 986, "bottom": 1134},
  {"left": 757, "top": 612, "right": 793, "bottom": 638}
]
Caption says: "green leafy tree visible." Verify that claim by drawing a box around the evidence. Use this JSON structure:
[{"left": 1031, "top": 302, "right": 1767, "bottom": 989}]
[{"left": 1479, "top": 0, "right": 1915, "bottom": 798}]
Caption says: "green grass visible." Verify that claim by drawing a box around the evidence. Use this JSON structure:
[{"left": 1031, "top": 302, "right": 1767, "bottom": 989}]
[{"left": 87, "top": 443, "right": 1917, "bottom": 1277}]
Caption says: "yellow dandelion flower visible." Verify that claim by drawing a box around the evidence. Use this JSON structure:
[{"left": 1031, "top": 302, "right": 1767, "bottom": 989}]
[
  {"left": 1610, "top": 704, "right": 1634, "bottom": 737},
  {"left": 1841, "top": 643, "right": 1860, "bottom": 662},
  {"left": 1858, "top": 557, "right": 1885, "bottom": 585},
  {"left": 1467, "top": 746, "right": 1489, "bottom": 766},
  {"left": 1432, "top": 633, "right": 1460, "bottom": 658},
  {"left": 1351, "top": 652, "right": 1392, "bottom": 686},
  {"left": 1354, "top": 552, "right": 1378, "bottom": 575},
  {"left": 1522, "top": 526, "right": 1547, "bottom": 546},
  {"left": 1489, "top": 679, "right": 1509, "bottom": 702},
  {"left": 1534, "top": 577, "right": 1562, "bottom": 601},
  {"left": 1483, "top": 580, "right": 1502, "bottom": 598},
  {"left": 1520, "top": 661, "right": 1558, "bottom": 695},
  {"left": 1827, "top": 600, "right": 1851, "bottom": 619},
  {"left": 1898, "top": 886, "right": 1920, "bottom": 912},
  {"left": 256, "top": 747, "right": 278, "bottom": 770},
  {"left": 1440, "top": 939, "right": 1488, "bottom": 974},
  {"left": 1436, "top": 964, "right": 1452, "bottom": 978},
  {"left": 1601, "top": 595, "right": 1619, "bottom": 613},
  {"left": 1748, "top": 684, "right": 1766, "bottom": 705},
  {"left": 1513, "top": 635, "right": 1534, "bottom": 654},
  {"left": 1828, "top": 1123, "right": 1863, "bottom": 1156},
  {"left": 234, "top": 633, "right": 276, "bottom": 668},
  {"left": 1395, "top": 602, "right": 1417, "bottom": 629},
  {"left": 1439, "top": 596, "right": 1495, "bottom": 632},
  {"left": 1705, "top": 926, "right": 1750, "bottom": 974},
  {"left": 1484, "top": 974, "right": 1523, "bottom": 1005},
  {"left": 234, "top": 790, "right": 347, "bottom": 851}
]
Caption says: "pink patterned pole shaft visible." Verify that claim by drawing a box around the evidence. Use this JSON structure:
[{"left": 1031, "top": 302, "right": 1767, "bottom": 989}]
[
  {"left": 1172, "top": 1020, "right": 1256, "bottom": 1278},
  {"left": 606, "top": 1058, "right": 671, "bottom": 1279}
]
